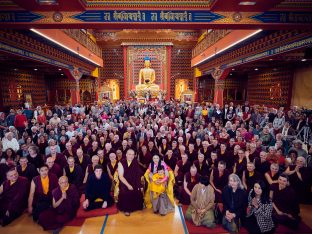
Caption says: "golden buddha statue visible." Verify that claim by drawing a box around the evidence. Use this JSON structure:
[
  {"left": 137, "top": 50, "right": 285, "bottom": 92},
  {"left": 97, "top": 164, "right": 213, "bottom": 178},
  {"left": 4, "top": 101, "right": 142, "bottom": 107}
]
[{"left": 135, "top": 56, "right": 160, "bottom": 95}]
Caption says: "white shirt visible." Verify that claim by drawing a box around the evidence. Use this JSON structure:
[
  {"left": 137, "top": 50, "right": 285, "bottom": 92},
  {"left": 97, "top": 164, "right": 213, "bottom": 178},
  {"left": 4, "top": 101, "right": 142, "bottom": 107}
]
[{"left": 2, "top": 138, "right": 20, "bottom": 152}]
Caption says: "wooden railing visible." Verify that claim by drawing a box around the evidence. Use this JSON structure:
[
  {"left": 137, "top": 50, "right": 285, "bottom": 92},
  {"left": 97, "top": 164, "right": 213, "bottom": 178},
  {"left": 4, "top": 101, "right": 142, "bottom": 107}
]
[
  {"left": 62, "top": 29, "right": 102, "bottom": 58},
  {"left": 192, "top": 29, "right": 232, "bottom": 58}
]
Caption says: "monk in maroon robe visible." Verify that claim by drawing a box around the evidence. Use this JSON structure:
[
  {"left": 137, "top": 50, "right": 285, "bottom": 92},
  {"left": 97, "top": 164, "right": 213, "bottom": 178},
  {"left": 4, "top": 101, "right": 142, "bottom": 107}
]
[
  {"left": 28, "top": 165, "right": 58, "bottom": 221},
  {"left": 117, "top": 149, "right": 143, "bottom": 216},
  {"left": 16, "top": 157, "right": 38, "bottom": 181},
  {"left": 64, "top": 157, "right": 84, "bottom": 193},
  {"left": 270, "top": 174, "right": 301, "bottom": 230},
  {"left": 193, "top": 154, "right": 209, "bottom": 177},
  {"left": 180, "top": 166, "right": 200, "bottom": 205},
  {"left": 46, "top": 157, "right": 63, "bottom": 178},
  {"left": 0, "top": 168, "right": 29, "bottom": 226},
  {"left": 210, "top": 161, "right": 230, "bottom": 202},
  {"left": 38, "top": 176, "right": 80, "bottom": 230},
  {"left": 75, "top": 148, "right": 91, "bottom": 177},
  {"left": 46, "top": 145, "right": 67, "bottom": 170},
  {"left": 138, "top": 145, "right": 152, "bottom": 172}
]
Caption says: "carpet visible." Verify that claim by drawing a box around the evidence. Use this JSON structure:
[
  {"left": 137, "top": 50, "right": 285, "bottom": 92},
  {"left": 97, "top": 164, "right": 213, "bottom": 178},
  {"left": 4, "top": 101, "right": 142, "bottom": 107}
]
[
  {"left": 76, "top": 194, "right": 118, "bottom": 219},
  {"left": 181, "top": 205, "right": 312, "bottom": 234}
]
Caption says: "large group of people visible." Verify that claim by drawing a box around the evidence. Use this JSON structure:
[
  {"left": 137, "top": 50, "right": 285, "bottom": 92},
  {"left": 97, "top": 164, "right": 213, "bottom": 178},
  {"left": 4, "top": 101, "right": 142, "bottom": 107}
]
[{"left": 0, "top": 100, "right": 311, "bottom": 233}]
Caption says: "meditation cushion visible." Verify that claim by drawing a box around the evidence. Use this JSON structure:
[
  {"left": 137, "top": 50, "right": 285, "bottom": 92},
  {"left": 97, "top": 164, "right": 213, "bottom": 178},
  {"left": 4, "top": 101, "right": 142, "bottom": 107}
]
[{"left": 76, "top": 194, "right": 118, "bottom": 218}]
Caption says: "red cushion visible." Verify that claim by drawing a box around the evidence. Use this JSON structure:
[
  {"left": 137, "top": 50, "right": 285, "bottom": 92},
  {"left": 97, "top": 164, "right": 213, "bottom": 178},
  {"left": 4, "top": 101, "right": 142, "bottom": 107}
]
[{"left": 76, "top": 194, "right": 118, "bottom": 218}]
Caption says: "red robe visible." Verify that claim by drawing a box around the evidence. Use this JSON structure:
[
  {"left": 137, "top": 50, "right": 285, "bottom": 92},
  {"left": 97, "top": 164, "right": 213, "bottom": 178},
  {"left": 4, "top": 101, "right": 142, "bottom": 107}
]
[
  {"left": 0, "top": 176, "right": 30, "bottom": 225},
  {"left": 117, "top": 159, "right": 143, "bottom": 212},
  {"left": 38, "top": 185, "right": 80, "bottom": 230}
]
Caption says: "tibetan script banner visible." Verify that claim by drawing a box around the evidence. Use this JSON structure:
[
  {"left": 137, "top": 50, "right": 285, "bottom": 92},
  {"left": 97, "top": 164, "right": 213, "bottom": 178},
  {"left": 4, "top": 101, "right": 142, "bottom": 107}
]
[{"left": 73, "top": 10, "right": 224, "bottom": 23}]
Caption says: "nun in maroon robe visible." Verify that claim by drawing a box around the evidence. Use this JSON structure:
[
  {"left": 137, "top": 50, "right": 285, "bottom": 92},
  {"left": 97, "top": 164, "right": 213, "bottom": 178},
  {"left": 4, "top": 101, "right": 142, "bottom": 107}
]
[
  {"left": 0, "top": 169, "right": 30, "bottom": 226},
  {"left": 117, "top": 149, "right": 143, "bottom": 216},
  {"left": 38, "top": 176, "right": 80, "bottom": 230},
  {"left": 28, "top": 165, "right": 58, "bottom": 221}
]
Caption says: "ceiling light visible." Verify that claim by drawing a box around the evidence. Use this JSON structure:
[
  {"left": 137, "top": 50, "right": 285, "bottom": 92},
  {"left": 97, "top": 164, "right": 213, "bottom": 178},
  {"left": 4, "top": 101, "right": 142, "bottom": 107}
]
[
  {"left": 61, "top": 73, "right": 64, "bottom": 76},
  {"left": 301, "top": 58, "right": 307, "bottom": 62},
  {"left": 34, "top": 68, "right": 38, "bottom": 71},
  {"left": 254, "top": 68, "right": 258, "bottom": 71},
  {"left": 273, "top": 68, "right": 277, "bottom": 71},
  {"left": 58, "top": 68, "right": 62, "bottom": 71},
  {"left": 14, "top": 68, "right": 18, "bottom": 71},
  {"left": 37, "top": 0, "right": 58, "bottom": 5},
  {"left": 239, "top": 1, "right": 256, "bottom": 6},
  {"left": 269, "top": 59, "right": 273, "bottom": 61},
  {"left": 230, "top": 73, "right": 233, "bottom": 76},
  {"left": 232, "top": 68, "right": 235, "bottom": 71}
]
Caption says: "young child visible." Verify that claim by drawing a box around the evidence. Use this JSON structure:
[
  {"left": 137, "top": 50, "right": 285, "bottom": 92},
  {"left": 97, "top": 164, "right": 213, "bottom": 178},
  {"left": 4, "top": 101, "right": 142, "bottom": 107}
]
[{"left": 150, "top": 165, "right": 166, "bottom": 199}]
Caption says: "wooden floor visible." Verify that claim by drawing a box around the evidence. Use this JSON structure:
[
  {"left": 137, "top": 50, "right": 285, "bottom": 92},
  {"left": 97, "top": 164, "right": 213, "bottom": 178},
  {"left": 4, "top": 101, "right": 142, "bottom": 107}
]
[{"left": 1, "top": 205, "right": 311, "bottom": 234}]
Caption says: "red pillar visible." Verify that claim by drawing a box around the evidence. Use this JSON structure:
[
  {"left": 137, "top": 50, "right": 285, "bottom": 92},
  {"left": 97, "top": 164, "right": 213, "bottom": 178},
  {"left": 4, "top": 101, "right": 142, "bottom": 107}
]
[
  {"left": 94, "top": 78, "right": 99, "bottom": 102},
  {"left": 194, "top": 77, "right": 198, "bottom": 102},
  {"left": 123, "top": 46, "right": 128, "bottom": 99},
  {"left": 71, "top": 80, "right": 80, "bottom": 105},
  {"left": 166, "top": 46, "right": 172, "bottom": 100},
  {"left": 213, "top": 79, "right": 225, "bottom": 107}
]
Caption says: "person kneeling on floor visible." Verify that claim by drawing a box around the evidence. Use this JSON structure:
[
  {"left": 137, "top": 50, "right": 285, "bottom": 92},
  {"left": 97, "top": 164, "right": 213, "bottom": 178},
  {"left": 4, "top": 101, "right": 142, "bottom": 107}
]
[
  {"left": 185, "top": 176, "right": 216, "bottom": 228},
  {"left": 83, "top": 165, "right": 114, "bottom": 211}
]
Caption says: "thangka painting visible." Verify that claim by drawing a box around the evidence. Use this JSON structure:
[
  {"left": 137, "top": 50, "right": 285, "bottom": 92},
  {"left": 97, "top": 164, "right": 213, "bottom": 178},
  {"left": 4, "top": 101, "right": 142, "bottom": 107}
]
[{"left": 126, "top": 45, "right": 168, "bottom": 94}]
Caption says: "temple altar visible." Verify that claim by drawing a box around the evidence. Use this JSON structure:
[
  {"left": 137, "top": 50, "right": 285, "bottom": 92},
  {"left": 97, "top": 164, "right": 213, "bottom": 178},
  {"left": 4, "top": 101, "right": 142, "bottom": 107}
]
[{"left": 123, "top": 43, "right": 172, "bottom": 99}]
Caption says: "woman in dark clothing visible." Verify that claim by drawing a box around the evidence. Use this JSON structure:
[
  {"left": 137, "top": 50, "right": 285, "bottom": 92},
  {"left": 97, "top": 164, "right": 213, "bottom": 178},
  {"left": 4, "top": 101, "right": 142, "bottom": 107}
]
[
  {"left": 245, "top": 180, "right": 275, "bottom": 234},
  {"left": 83, "top": 164, "right": 114, "bottom": 210},
  {"left": 27, "top": 145, "right": 44, "bottom": 170},
  {"left": 222, "top": 173, "right": 247, "bottom": 233},
  {"left": 270, "top": 173, "right": 301, "bottom": 230}
]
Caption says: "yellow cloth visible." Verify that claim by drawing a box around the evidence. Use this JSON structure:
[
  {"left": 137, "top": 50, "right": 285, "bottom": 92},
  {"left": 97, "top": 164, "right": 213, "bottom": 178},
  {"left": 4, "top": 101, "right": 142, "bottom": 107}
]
[
  {"left": 123, "top": 132, "right": 129, "bottom": 139},
  {"left": 69, "top": 166, "right": 74, "bottom": 173},
  {"left": 127, "top": 160, "right": 132, "bottom": 167},
  {"left": 79, "top": 157, "right": 83, "bottom": 163},
  {"left": 100, "top": 158, "right": 104, "bottom": 164},
  {"left": 202, "top": 109, "right": 208, "bottom": 116},
  {"left": 111, "top": 161, "right": 116, "bottom": 168},
  {"left": 21, "top": 165, "right": 27, "bottom": 172},
  {"left": 95, "top": 198, "right": 104, "bottom": 202},
  {"left": 10, "top": 181, "right": 16, "bottom": 186},
  {"left": 41, "top": 176, "right": 49, "bottom": 195},
  {"left": 150, "top": 173, "right": 166, "bottom": 199},
  {"left": 144, "top": 169, "right": 175, "bottom": 209},
  {"left": 249, "top": 171, "right": 254, "bottom": 177},
  {"left": 61, "top": 185, "right": 69, "bottom": 193}
]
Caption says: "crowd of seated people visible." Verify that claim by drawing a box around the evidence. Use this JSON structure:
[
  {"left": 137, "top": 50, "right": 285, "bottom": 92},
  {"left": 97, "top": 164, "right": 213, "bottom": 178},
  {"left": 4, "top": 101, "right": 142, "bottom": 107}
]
[{"left": 0, "top": 101, "right": 311, "bottom": 233}]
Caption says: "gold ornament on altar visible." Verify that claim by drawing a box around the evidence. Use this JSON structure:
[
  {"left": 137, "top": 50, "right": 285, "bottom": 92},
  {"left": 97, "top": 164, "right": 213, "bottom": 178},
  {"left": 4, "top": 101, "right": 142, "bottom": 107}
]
[{"left": 135, "top": 56, "right": 160, "bottom": 97}]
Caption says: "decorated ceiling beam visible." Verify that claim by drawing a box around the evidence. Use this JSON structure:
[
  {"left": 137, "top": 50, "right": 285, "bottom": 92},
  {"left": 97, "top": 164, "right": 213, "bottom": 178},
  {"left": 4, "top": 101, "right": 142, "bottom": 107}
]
[
  {"left": 196, "top": 30, "right": 312, "bottom": 76},
  {"left": 0, "top": 10, "right": 312, "bottom": 29}
]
